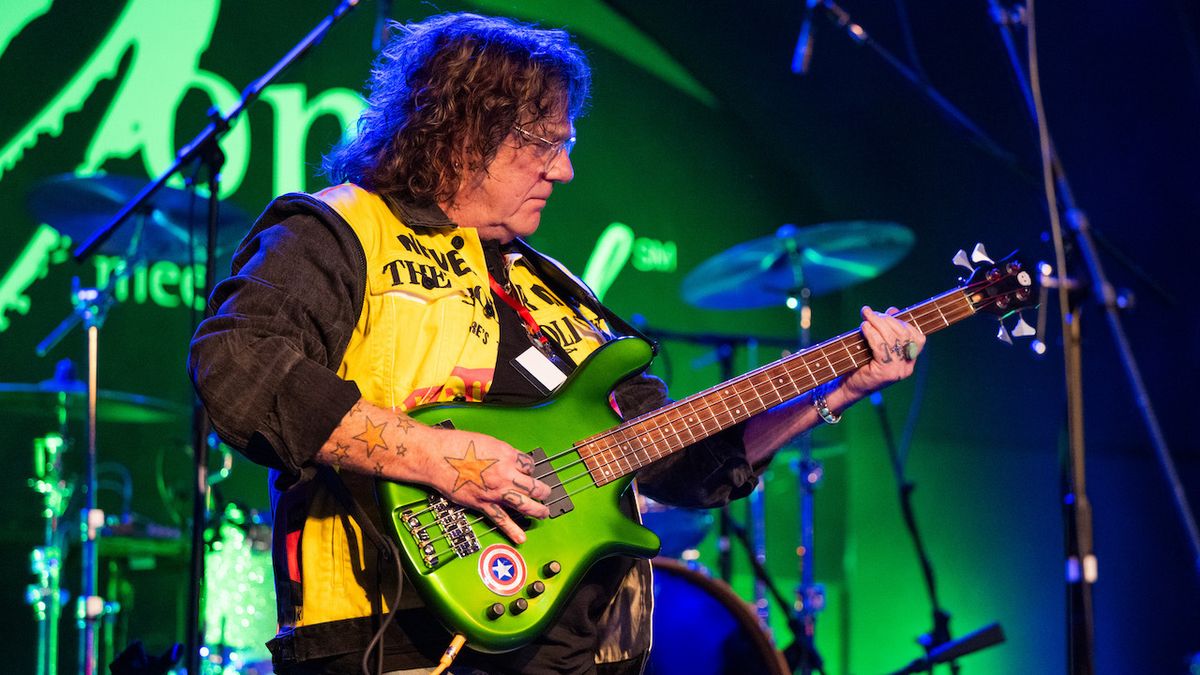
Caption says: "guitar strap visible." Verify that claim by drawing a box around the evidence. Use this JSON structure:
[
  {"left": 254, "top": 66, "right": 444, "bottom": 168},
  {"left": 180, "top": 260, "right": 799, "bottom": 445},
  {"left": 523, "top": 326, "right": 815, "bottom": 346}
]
[{"left": 511, "top": 238, "right": 659, "bottom": 355}]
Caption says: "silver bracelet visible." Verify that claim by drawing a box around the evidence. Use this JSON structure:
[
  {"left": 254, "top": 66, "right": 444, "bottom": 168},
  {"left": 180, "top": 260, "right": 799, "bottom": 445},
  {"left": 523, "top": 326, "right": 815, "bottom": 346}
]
[{"left": 812, "top": 383, "right": 841, "bottom": 425}]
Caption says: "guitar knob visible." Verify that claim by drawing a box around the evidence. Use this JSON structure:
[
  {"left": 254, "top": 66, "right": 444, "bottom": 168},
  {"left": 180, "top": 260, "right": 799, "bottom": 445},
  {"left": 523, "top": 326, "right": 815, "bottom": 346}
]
[
  {"left": 487, "top": 602, "right": 505, "bottom": 620},
  {"left": 510, "top": 598, "right": 529, "bottom": 614},
  {"left": 543, "top": 561, "right": 561, "bottom": 577},
  {"left": 527, "top": 580, "right": 546, "bottom": 597}
]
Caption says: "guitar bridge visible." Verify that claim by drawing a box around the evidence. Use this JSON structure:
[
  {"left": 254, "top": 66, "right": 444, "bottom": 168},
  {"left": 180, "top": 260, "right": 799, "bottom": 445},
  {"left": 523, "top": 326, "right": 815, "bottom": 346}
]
[{"left": 405, "top": 495, "right": 480, "bottom": 568}]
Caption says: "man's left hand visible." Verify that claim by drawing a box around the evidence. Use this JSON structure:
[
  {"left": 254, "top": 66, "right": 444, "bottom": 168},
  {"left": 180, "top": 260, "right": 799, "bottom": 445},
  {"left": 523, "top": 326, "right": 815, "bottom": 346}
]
[{"left": 841, "top": 305, "right": 925, "bottom": 400}]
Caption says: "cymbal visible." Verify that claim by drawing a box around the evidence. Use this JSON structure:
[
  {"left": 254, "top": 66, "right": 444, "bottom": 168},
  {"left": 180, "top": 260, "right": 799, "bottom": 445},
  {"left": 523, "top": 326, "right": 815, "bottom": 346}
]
[
  {"left": 683, "top": 221, "right": 915, "bottom": 310},
  {"left": 26, "top": 173, "right": 249, "bottom": 263},
  {"left": 0, "top": 378, "right": 185, "bottom": 424}
]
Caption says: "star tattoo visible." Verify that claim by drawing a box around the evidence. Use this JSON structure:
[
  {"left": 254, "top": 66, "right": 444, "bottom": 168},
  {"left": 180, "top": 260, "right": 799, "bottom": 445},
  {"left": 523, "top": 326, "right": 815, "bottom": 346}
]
[
  {"left": 395, "top": 442, "right": 408, "bottom": 457},
  {"left": 395, "top": 417, "right": 415, "bottom": 433},
  {"left": 444, "top": 441, "right": 498, "bottom": 493},
  {"left": 329, "top": 442, "right": 350, "bottom": 468},
  {"left": 355, "top": 418, "right": 389, "bottom": 457}
]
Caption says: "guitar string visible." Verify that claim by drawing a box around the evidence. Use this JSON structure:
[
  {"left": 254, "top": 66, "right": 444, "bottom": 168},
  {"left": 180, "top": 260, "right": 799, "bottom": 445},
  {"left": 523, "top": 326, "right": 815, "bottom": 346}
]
[
  {"left": 546, "top": 303, "right": 974, "bottom": 488},
  {"left": 412, "top": 299, "right": 982, "bottom": 558},
  {"left": 403, "top": 281, "right": 1014, "bottom": 559},
  {"left": 531, "top": 296, "right": 976, "bottom": 486},
  {"left": 529, "top": 288, "right": 979, "bottom": 479},
  {"left": 403, "top": 295, "right": 986, "bottom": 558}
]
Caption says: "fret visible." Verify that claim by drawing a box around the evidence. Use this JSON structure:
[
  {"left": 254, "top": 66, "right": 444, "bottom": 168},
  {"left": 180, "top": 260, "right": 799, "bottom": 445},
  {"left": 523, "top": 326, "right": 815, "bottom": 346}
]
[
  {"left": 616, "top": 427, "right": 639, "bottom": 474},
  {"left": 840, "top": 340, "right": 857, "bottom": 371},
  {"left": 744, "top": 374, "right": 777, "bottom": 414},
  {"left": 933, "top": 296, "right": 950, "bottom": 328}
]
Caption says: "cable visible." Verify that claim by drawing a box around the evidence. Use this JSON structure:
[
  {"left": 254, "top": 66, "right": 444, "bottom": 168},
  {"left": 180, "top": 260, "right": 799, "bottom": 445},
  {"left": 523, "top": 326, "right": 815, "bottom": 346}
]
[
  {"left": 359, "top": 536, "right": 406, "bottom": 675},
  {"left": 430, "top": 634, "right": 468, "bottom": 675}
]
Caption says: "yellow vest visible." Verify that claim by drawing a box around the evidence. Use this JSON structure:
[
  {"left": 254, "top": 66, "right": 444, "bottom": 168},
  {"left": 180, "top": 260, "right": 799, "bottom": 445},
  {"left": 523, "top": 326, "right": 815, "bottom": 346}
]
[{"left": 292, "top": 183, "right": 612, "bottom": 628}]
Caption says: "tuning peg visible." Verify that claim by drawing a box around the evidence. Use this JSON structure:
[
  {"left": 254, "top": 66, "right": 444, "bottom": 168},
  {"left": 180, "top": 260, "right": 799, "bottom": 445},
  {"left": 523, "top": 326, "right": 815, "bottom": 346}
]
[
  {"left": 970, "top": 243, "right": 994, "bottom": 265},
  {"left": 997, "top": 321, "right": 1013, "bottom": 345},
  {"left": 953, "top": 249, "right": 974, "bottom": 273},
  {"left": 1012, "top": 312, "right": 1035, "bottom": 337}
]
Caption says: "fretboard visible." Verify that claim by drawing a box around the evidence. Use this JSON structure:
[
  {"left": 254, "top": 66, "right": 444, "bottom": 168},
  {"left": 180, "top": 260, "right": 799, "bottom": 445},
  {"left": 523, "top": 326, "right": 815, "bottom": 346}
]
[{"left": 580, "top": 286, "right": 977, "bottom": 485}]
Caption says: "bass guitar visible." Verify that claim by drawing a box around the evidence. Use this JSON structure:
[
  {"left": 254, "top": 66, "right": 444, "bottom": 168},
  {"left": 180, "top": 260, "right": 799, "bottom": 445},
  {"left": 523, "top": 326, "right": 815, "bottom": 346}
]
[{"left": 378, "top": 246, "right": 1038, "bottom": 653}]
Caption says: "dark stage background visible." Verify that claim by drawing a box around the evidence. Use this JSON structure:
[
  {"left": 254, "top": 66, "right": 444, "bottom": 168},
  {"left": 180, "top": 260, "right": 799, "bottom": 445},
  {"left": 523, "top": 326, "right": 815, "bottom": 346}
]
[{"left": 1, "top": 1, "right": 1197, "bottom": 673}]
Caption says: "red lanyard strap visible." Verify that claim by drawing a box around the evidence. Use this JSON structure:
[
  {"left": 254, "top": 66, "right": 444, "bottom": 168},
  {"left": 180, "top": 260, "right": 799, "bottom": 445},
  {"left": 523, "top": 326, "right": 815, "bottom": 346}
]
[{"left": 488, "top": 274, "right": 549, "bottom": 346}]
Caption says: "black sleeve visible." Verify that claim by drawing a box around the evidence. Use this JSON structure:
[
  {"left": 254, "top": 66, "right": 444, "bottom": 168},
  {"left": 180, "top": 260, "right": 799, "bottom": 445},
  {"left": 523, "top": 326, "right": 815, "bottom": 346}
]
[
  {"left": 613, "top": 372, "right": 758, "bottom": 508},
  {"left": 187, "top": 195, "right": 365, "bottom": 484}
]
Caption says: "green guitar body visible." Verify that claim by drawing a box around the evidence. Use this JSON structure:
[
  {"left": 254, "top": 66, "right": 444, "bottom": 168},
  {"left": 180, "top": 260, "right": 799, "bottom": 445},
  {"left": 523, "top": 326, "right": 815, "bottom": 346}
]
[{"left": 376, "top": 337, "right": 663, "bottom": 653}]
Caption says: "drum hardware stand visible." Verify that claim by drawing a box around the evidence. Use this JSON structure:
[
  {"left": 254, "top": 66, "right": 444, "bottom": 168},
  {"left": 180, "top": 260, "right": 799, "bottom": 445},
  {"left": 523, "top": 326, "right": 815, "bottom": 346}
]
[
  {"left": 35, "top": 278, "right": 118, "bottom": 675},
  {"left": 776, "top": 226, "right": 828, "bottom": 675},
  {"left": 37, "top": 211, "right": 161, "bottom": 674},
  {"left": 987, "top": 4, "right": 1200, "bottom": 674},
  {"left": 28, "top": 421, "right": 71, "bottom": 675},
  {"left": 638, "top": 325, "right": 795, "bottom": 584},
  {"left": 67, "top": 3, "right": 365, "bottom": 672},
  {"left": 722, "top": 511, "right": 825, "bottom": 674}
]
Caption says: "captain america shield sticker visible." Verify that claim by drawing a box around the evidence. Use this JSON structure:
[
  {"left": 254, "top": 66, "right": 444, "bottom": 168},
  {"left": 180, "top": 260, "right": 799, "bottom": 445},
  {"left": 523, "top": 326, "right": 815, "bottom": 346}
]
[{"left": 478, "top": 543, "right": 527, "bottom": 596}]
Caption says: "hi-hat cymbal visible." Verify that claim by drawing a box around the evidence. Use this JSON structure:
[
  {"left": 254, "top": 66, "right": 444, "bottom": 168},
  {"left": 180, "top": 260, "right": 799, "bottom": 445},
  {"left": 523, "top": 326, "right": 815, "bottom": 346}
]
[
  {"left": 26, "top": 173, "right": 249, "bottom": 263},
  {"left": 683, "top": 221, "right": 915, "bottom": 310},
  {"left": 0, "top": 378, "right": 185, "bottom": 424}
]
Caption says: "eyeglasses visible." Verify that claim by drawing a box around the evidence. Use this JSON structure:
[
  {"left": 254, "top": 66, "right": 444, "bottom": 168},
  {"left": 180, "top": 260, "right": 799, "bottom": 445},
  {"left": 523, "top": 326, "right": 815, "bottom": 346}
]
[{"left": 513, "top": 125, "right": 576, "bottom": 170}]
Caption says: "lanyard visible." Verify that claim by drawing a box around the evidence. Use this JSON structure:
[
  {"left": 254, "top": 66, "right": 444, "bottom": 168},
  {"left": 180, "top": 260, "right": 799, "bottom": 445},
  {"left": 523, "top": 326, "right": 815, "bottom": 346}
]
[{"left": 488, "top": 274, "right": 551, "bottom": 348}]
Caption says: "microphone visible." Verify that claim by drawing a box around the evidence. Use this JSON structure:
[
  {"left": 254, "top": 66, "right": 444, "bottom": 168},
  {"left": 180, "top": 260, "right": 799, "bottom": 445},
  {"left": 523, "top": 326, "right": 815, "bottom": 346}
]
[
  {"left": 373, "top": 0, "right": 392, "bottom": 52},
  {"left": 791, "top": 0, "right": 820, "bottom": 75}
]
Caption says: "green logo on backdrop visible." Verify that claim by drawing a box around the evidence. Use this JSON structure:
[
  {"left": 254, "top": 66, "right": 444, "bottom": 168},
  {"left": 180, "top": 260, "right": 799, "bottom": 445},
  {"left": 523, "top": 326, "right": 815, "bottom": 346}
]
[{"left": 0, "top": 1, "right": 677, "bottom": 330}]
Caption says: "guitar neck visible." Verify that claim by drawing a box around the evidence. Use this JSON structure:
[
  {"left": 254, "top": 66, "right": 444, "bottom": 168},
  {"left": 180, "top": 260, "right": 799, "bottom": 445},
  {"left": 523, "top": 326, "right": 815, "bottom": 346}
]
[{"left": 580, "top": 287, "right": 978, "bottom": 485}]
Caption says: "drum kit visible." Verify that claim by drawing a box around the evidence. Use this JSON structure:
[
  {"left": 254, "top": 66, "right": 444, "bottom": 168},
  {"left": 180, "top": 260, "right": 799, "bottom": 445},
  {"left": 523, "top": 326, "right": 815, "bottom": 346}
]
[
  {"left": 14, "top": 173, "right": 268, "bottom": 675},
  {"left": 641, "top": 221, "right": 915, "bottom": 675}
]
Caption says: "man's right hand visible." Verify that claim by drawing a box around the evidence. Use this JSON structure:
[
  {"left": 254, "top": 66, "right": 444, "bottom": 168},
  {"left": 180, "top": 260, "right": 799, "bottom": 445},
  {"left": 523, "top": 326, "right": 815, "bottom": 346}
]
[{"left": 315, "top": 399, "right": 553, "bottom": 544}]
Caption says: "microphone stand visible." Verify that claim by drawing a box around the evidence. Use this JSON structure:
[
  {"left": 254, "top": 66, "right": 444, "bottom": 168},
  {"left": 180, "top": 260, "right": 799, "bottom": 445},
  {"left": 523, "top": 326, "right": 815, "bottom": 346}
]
[
  {"left": 989, "top": 4, "right": 1200, "bottom": 675},
  {"left": 67, "top": 3, "right": 366, "bottom": 672},
  {"left": 870, "top": 389, "right": 1005, "bottom": 675},
  {"left": 810, "top": 0, "right": 1030, "bottom": 184}
]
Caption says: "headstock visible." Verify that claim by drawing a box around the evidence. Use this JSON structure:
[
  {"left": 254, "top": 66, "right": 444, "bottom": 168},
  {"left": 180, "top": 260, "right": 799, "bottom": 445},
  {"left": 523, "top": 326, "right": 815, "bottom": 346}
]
[{"left": 953, "top": 244, "right": 1039, "bottom": 344}]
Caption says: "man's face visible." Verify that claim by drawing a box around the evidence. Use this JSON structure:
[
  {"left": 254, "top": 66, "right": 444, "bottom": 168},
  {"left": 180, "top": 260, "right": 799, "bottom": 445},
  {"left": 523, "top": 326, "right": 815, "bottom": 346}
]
[{"left": 444, "top": 116, "right": 575, "bottom": 243}]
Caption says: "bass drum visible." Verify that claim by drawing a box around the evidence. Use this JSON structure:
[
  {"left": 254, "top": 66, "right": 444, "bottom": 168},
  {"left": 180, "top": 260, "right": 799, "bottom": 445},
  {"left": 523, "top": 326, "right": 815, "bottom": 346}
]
[{"left": 645, "top": 558, "right": 789, "bottom": 675}]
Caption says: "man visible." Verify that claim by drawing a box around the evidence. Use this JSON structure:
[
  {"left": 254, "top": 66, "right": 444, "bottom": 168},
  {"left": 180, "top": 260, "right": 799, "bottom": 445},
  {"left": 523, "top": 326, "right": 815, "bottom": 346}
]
[{"left": 188, "top": 12, "right": 924, "bottom": 675}]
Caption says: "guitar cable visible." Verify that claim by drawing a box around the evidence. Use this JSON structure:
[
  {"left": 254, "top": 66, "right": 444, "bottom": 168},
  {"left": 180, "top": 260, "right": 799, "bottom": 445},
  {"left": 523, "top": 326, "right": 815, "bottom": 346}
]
[{"left": 430, "top": 634, "right": 468, "bottom": 675}]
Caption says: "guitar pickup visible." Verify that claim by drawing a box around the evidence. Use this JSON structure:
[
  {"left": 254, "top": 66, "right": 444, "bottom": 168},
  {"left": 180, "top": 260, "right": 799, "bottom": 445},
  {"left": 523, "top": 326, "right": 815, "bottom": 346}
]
[{"left": 530, "top": 448, "right": 573, "bottom": 518}]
